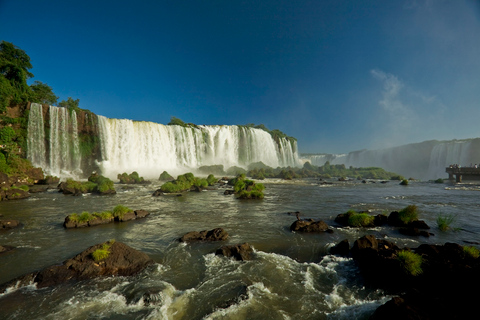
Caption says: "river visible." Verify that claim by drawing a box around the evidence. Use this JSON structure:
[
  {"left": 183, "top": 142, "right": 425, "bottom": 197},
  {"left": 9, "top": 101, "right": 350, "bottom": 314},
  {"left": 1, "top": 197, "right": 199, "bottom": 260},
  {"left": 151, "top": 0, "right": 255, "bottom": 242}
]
[{"left": 1, "top": 179, "right": 479, "bottom": 319}]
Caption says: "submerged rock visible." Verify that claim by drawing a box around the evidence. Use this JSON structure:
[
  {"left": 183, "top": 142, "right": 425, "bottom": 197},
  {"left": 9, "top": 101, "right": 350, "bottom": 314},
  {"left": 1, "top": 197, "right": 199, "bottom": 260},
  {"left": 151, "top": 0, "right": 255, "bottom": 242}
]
[
  {"left": 0, "top": 245, "right": 15, "bottom": 254},
  {"left": 179, "top": 228, "right": 229, "bottom": 242},
  {"left": 0, "top": 220, "right": 20, "bottom": 230},
  {"left": 0, "top": 241, "right": 154, "bottom": 291},
  {"left": 215, "top": 243, "right": 253, "bottom": 261}
]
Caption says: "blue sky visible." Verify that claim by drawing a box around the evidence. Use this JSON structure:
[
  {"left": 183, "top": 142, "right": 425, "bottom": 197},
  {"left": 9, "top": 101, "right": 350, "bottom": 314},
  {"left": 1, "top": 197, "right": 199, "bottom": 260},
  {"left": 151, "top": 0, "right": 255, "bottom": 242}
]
[{"left": 1, "top": 0, "right": 479, "bottom": 153}]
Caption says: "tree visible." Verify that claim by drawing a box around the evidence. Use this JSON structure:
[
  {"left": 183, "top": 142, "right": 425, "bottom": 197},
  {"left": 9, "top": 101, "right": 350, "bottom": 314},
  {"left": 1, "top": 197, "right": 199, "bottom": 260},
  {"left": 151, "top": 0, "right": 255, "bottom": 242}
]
[
  {"left": 168, "top": 116, "right": 187, "bottom": 126},
  {"left": 0, "top": 41, "right": 33, "bottom": 94},
  {"left": 0, "top": 41, "right": 34, "bottom": 111},
  {"left": 58, "top": 97, "right": 80, "bottom": 110},
  {"left": 29, "top": 80, "right": 58, "bottom": 105}
]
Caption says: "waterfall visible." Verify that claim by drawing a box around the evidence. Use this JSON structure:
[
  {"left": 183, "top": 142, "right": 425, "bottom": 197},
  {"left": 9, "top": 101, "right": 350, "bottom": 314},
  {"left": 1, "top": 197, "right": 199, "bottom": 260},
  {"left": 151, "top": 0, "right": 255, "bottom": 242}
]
[
  {"left": 27, "top": 104, "right": 82, "bottom": 177},
  {"left": 27, "top": 103, "right": 46, "bottom": 168},
  {"left": 301, "top": 139, "right": 480, "bottom": 180},
  {"left": 97, "top": 116, "right": 300, "bottom": 178}
]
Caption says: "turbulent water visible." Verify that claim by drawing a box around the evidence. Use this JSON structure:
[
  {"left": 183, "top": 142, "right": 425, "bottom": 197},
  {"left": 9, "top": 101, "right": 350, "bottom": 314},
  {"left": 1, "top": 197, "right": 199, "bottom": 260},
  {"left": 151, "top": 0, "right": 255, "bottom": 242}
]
[
  {"left": 1, "top": 179, "right": 479, "bottom": 319},
  {"left": 302, "top": 138, "right": 480, "bottom": 180}
]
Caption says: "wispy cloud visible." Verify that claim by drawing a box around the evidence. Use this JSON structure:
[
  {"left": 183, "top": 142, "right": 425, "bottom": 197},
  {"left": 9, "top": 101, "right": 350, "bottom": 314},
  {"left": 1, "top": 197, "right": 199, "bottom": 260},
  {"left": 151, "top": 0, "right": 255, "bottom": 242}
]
[{"left": 369, "top": 69, "right": 446, "bottom": 149}]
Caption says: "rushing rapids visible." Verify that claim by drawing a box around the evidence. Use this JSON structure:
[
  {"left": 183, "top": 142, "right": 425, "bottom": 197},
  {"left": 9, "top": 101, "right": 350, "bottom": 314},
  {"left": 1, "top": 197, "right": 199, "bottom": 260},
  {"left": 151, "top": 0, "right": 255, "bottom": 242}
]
[{"left": 26, "top": 103, "right": 300, "bottom": 178}]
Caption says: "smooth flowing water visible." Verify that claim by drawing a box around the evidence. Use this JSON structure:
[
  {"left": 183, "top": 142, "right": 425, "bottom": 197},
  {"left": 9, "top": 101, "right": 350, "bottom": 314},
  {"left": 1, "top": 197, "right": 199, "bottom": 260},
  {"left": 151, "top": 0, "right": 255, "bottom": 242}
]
[{"left": 1, "top": 179, "right": 479, "bottom": 319}]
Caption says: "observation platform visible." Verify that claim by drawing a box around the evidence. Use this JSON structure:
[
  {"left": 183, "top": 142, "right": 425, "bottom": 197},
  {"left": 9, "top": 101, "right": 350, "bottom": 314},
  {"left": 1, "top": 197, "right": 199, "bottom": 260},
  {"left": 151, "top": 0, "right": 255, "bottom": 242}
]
[{"left": 446, "top": 167, "right": 480, "bottom": 182}]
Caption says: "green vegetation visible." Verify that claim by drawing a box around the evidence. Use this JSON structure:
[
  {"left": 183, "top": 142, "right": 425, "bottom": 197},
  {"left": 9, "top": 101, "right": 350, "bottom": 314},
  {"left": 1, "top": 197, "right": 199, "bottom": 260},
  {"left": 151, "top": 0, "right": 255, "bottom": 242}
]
[
  {"left": 159, "top": 170, "right": 174, "bottom": 181},
  {"left": 117, "top": 171, "right": 146, "bottom": 184},
  {"left": 68, "top": 210, "right": 114, "bottom": 223},
  {"left": 400, "top": 179, "right": 409, "bottom": 185},
  {"left": 167, "top": 116, "right": 198, "bottom": 128},
  {"left": 88, "top": 173, "right": 115, "bottom": 194},
  {"left": 434, "top": 178, "right": 444, "bottom": 183},
  {"left": 463, "top": 246, "right": 480, "bottom": 259},
  {"left": 29, "top": 81, "right": 58, "bottom": 105},
  {"left": 398, "top": 205, "right": 419, "bottom": 224},
  {"left": 243, "top": 161, "right": 402, "bottom": 181},
  {"left": 396, "top": 250, "right": 423, "bottom": 276},
  {"left": 347, "top": 211, "right": 375, "bottom": 227},
  {"left": 229, "top": 174, "right": 265, "bottom": 199},
  {"left": 91, "top": 240, "right": 115, "bottom": 262},
  {"left": 67, "top": 206, "right": 127, "bottom": 224},
  {"left": 437, "top": 214, "right": 457, "bottom": 232},
  {"left": 206, "top": 174, "right": 217, "bottom": 186},
  {"left": 159, "top": 172, "right": 216, "bottom": 193},
  {"left": 112, "top": 204, "right": 132, "bottom": 219}
]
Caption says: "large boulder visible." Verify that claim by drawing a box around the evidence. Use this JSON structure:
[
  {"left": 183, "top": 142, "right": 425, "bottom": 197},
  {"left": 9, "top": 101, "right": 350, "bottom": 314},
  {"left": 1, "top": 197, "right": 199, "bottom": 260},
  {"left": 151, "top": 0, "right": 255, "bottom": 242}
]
[
  {"left": 179, "top": 228, "right": 229, "bottom": 242},
  {"left": 0, "top": 241, "right": 154, "bottom": 291},
  {"left": 290, "top": 219, "right": 332, "bottom": 233},
  {"left": 215, "top": 243, "right": 253, "bottom": 261}
]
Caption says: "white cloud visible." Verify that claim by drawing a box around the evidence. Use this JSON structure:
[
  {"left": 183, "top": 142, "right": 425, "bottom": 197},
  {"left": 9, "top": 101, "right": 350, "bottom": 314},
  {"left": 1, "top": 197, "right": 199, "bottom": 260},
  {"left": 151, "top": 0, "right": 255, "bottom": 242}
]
[{"left": 369, "top": 69, "right": 447, "bottom": 149}]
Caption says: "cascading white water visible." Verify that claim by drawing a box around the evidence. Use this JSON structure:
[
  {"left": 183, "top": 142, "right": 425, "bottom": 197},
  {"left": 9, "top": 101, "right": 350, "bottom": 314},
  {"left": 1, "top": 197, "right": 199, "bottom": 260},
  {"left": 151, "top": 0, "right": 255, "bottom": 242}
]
[
  {"left": 27, "top": 103, "right": 46, "bottom": 168},
  {"left": 97, "top": 116, "right": 300, "bottom": 178},
  {"left": 27, "top": 103, "right": 82, "bottom": 177}
]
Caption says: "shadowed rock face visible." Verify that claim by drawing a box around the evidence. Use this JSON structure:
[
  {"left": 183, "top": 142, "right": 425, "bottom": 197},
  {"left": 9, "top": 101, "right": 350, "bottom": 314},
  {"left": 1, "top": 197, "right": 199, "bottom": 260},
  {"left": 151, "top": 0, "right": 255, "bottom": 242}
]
[
  {"left": 330, "top": 235, "right": 480, "bottom": 320},
  {"left": 0, "top": 242, "right": 154, "bottom": 292}
]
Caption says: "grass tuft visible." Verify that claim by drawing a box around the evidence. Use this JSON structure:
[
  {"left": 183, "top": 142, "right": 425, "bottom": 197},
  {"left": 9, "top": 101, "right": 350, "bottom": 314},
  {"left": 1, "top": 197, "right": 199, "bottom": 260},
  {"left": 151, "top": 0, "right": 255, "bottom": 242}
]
[
  {"left": 437, "top": 214, "right": 457, "bottom": 231},
  {"left": 397, "top": 250, "right": 423, "bottom": 276},
  {"left": 398, "top": 205, "right": 418, "bottom": 224},
  {"left": 463, "top": 246, "right": 480, "bottom": 259}
]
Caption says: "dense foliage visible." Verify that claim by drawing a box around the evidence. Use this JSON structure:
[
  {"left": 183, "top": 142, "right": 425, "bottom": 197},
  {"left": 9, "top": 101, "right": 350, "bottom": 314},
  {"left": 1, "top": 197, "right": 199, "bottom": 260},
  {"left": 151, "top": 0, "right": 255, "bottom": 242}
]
[
  {"left": 118, "top": 171, "right": 147, "bottom": 184},
  {"left": 245, "top": 161, "right": 402, "bottom": 181},
  {"left": 228, "top": 173, "right": 265, "bottom": 199},
  {"left": 159, "top": 172, "right": 216, "bottom": 193}
]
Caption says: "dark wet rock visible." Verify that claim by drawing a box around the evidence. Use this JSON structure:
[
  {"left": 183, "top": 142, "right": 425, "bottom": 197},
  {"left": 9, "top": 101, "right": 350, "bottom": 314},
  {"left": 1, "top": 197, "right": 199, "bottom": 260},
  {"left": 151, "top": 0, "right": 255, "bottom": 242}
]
[
  {"left": 223, "top": 189, "right": 235, "bottom": 195},
  {"left": 116, "top": 211, "right": 136, "bottom": 222},
  {"left": 290, "top": 219, "right": 332, "bottom": 233},
  {"left": 215, "top": 243, "right": 253, "bottom": 261},
  {"left": 1, "top": 187, "right": 29, "bottom": 200},
  {"left": 28, "top": 185, "right": 50, "bottom": 193},
  {"left": 0, "top": 241, "right": 154, "bottom": 291},
  {"left": 348, "top": 236, "right": 480, "bottom": 320},
  {"left": 330, "top": 239, "right": 350, "bottom": 256},
  {"left": 142, "top": 290, "right": 164, "bottom": 306},
  {"left": 134, "top": 210, "right": 149, "bottom": 219},
  {"left": 179, "top": 228, "right": 229, "bottom": 242},
  {"left": 399, "top": 227, "right": 434, "bottom": 237},
  {"left": 36, "top": 175, "right": 60, "bottom": 185},
  {"left": 152, "top": 189, "right": 164, "bottom": 196},
  {"left": 0, "top": 245, "right": 15, "bottom": 254},
  {"left": 86, "top": 216, "right": 114, "bottom": 227},
  {"left": 0, "top": 220, "right": 20, "bottom": 230},
  {"left": 387, "top": 211, "right": 429, "bottom": 229}
]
